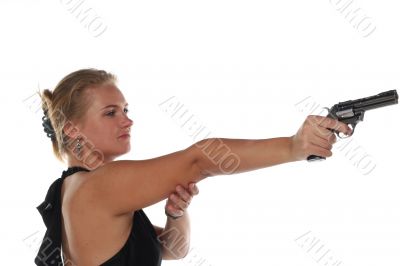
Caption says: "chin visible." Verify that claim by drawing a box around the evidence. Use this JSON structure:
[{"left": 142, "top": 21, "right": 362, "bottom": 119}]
[
  {"left": 118, "top": 147, "right": 131, "bottom": 156},
  {"left": 104, "top": 143, "right": 131, "bottom": 158}
]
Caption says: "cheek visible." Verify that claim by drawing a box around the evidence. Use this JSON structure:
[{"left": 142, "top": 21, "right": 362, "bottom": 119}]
[
  {"left": 98, "top": 123, "right": 118, "bottom": 140},
  {"left": 84, "top": 121, "right": 111, "bottom": 142},
  {"left": 81, "top": 118, "right": 119, "bottom": 146}
]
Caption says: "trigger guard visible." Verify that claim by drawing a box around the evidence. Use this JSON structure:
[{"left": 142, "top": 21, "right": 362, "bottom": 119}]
[
  {"left": 337, "top": 131, "right": 350, "bottom": 139},
  {"left": 337, "top": 123, "right": 356, "bottom": 139}
]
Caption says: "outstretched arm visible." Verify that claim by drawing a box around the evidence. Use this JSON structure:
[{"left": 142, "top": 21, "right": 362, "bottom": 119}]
[
  {"left": 194, "top": 115, "right": 351, "bottom": 177},
  {"left": 84, "top": 115, "right": 350, "bottom": 216}
]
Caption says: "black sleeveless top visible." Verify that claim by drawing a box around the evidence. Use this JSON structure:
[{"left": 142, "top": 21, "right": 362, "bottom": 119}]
[{"left": 35, "top": 166, "right": 162, "bottom": 266}]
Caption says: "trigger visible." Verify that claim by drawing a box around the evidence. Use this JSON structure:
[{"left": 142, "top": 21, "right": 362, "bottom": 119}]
[{"left": 337, "top": 123, "right": 356, "bottom": 139}]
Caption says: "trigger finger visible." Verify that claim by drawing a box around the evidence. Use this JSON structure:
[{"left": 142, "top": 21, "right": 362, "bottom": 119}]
[{"left": 333, "top": 121, "right": 352, "bottom": 135}]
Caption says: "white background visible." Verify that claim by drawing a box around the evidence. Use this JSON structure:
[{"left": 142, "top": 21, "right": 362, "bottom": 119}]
[{"left": 1, "top": 0, "right": 399, "bottom": 265}]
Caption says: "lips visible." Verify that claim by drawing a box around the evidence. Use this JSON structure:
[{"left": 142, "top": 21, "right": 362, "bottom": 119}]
[{"left": 119, "top": 128, "right": 131, "bottom": 138}]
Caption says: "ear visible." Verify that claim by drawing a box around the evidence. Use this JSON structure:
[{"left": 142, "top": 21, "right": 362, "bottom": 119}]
[{"left": 63, "top": 120, "right": 81, "bottom": 139}]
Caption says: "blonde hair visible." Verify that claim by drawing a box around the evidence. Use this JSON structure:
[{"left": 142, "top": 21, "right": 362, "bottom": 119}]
[{"left": 38, "top": 68, "right": 116, "bottom": 161}]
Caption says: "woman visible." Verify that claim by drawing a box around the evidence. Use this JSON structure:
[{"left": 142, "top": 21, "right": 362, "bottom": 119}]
[{"left": 35, "top": 68, "right": 351, "bottom": 266}]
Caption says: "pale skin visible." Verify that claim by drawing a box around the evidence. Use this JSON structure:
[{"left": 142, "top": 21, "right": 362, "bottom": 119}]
[{"left": 60, "top": 82, "right": 352, "bottom": 265}]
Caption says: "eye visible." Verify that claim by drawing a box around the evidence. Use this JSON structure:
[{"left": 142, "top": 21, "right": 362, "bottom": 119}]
[
  {"left": 105, "top": 110, "right": 116, "bottom": 116},
  {"left": 124, "top": 108, "right": 129, "bottom": 113}
]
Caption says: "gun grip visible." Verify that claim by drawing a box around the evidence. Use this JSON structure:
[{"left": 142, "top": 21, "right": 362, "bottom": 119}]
[{"left": 307, "top": 155, "right": 326, "bottom": 162}]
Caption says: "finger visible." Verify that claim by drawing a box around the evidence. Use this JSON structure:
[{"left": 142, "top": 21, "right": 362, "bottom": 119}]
[
  {"left": 176, "top": 185, "right": 192, "bottom": 203},
  {"left": 313, "top": 126, "right": 337, "bottom": 143},
  {"left": 165, "top": 201, "right": 179, "bottom": 212},
  {"left": 188, "top": 183, "right": 199, "bottom": 196},
  {"left": 169, "top": 193, "right": 189, "bottom": 210},
  {"left": 328, "top": 133, "right": 337, "bottom": 144},
  {"left": 166, "top": 204, "right": 183, "bottom": 217},
  {"left": 308, "top": 115, "right": 352, "bottom": 135},
  {"left": 310, "top": 134, "right": 333, "bottom": 151},
  {"left": 166, "top": 198, "right": 185, "bottom": 213},
  {"left": 309, "top": 144, "right": 333, "bottom": 158}
]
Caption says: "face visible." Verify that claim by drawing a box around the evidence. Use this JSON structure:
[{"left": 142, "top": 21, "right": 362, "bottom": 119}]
[{"left": 74, "top": 82, "right": 133, "bottom": 162}]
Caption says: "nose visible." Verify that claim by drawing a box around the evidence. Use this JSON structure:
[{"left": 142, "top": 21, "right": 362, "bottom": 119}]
[{"left": 121, "top": 113, "right": 134, "bottom": 128}]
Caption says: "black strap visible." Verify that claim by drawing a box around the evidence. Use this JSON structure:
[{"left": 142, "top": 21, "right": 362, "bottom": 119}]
[{"left": 34, "top": 167, "right": 90, "bottom": 266}]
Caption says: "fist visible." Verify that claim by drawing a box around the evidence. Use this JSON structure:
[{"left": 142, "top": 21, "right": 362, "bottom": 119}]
[
  {"left": 290, "top": 115, "right": 352, "bottom": 161},
  {"left": 165, "top": 183, "right": 199, "bottom": 218}
]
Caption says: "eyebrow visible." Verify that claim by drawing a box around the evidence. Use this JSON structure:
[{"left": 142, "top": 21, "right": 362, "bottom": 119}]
[{"left": 100, "top": 103, "right": 129, "bottom": 111}]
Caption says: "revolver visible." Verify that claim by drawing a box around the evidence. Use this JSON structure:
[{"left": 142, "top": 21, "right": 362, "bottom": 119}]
[{"left": 307, "top": 89, "right": 398, "bottom": 162}]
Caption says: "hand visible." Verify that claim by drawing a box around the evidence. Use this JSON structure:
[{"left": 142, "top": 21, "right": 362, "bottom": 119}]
[
  {"left": 165, "top": 183, "right": 199, "bottom": 219},
  {"left": 290, "top": 115, "right": 352, "bottom": 161}
]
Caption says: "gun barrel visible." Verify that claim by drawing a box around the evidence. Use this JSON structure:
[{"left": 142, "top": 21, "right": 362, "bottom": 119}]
[{"left": 337, "top": 90, "right": 398, "bottom": 112}]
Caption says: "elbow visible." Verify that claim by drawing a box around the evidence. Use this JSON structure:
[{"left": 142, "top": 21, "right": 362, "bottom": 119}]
[
  {"left": 191, "top": 138, "right": 241, "bottom": 177},
  {"left": 161, "top": 242, "right": 191, "bottom": 260},
  {"left": 175, "top": 242, "right": 191, "bottom": 260},
  {"left": 179, "top": 245, "right": 190, "bottom": 259}
]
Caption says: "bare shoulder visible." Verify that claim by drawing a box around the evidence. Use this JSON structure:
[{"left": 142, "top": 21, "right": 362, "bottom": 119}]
[
  {"left": 61, "top": 170, "right": 92, "bottom": 207},
  {"left": 61, "top": 170, "right": 134, "bottom": 265}
]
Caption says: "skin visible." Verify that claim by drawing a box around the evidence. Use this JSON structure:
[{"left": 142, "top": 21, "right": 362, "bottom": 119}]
[
  {"left": 61, "top": 82, "right": 197, "bottom": 264},
  {"left": 59, "top": 82, "right": 352, "bottom": 265}
]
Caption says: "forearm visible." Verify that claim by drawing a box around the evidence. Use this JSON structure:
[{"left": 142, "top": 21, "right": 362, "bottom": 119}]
[
  {"left": 158, "top": 211, "right": 191, "bottom": 259},
  {"left": 193, "top": 137, "right": 296, "bottom": 177}
]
